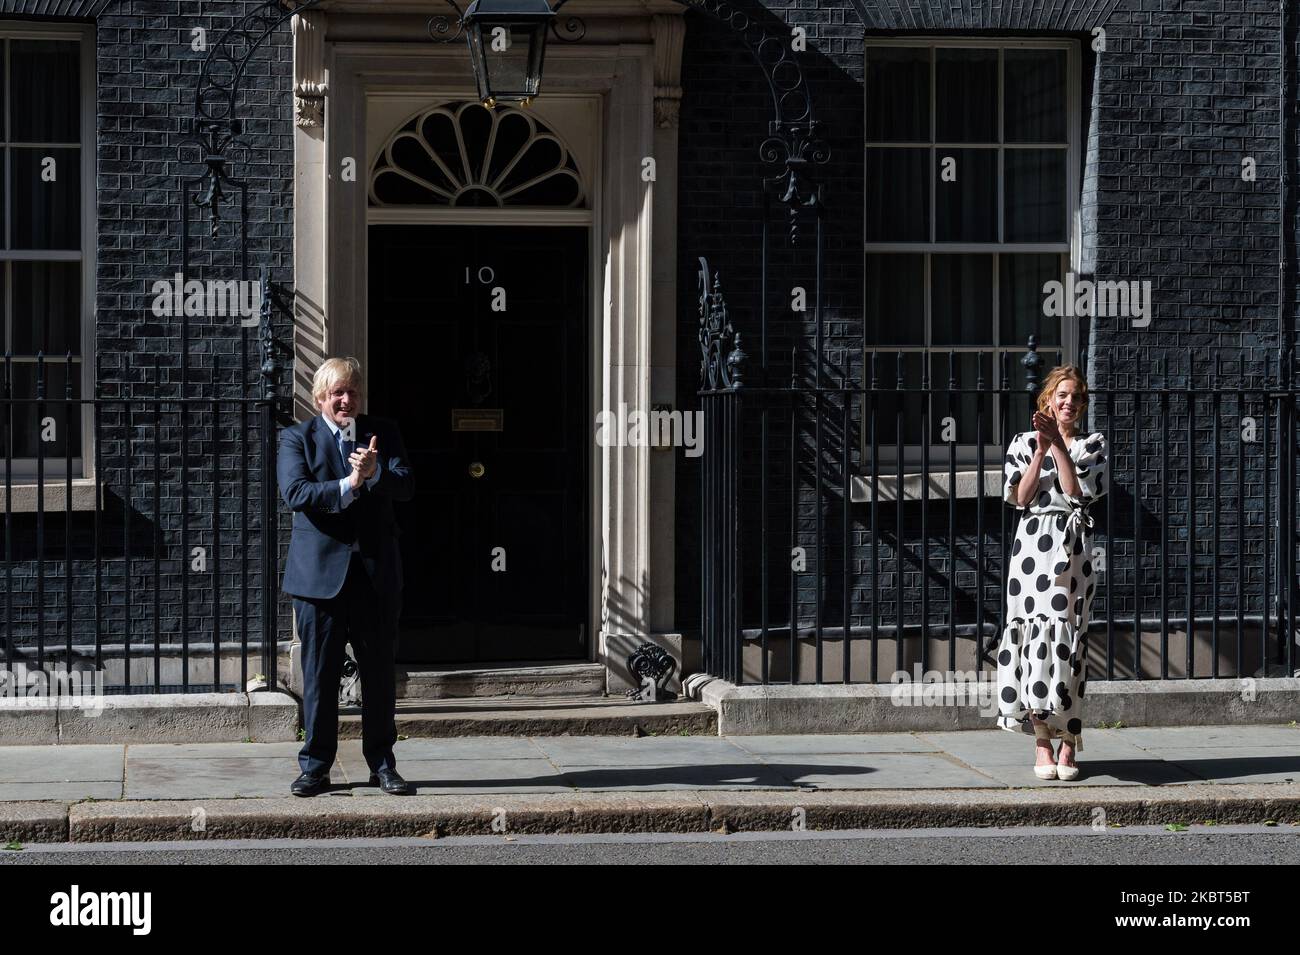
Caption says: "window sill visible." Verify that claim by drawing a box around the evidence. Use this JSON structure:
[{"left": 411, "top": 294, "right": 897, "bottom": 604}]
[
  {"left": 0, "top": 479, "right": 99, "bottom": 513},
  {"left": 851, "top": 468, "right": 1002, "bottom": 503}
]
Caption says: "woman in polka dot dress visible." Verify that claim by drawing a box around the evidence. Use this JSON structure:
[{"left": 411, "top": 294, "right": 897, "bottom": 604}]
[{"left": 996, "top": 366, "right": 1108, "bottom": 781}]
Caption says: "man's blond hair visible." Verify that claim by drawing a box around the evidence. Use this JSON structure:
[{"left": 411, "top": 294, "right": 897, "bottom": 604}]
[{"left": 311, "top": 357, "right": 362, "bottom": 403}]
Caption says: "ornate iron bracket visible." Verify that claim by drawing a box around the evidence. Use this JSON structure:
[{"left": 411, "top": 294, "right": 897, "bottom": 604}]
[
  {"left": 184, "top": 0, "right": 326, "bottom": 238},
  {"left": 427, "top": 0, "right": 467, "bottom": 42},
  {"left": 698, "top": 257, "right": 747, "bottom": 392},
  {"left": 179, "top": 119, "right": 246, "bottom": 240},
  {"left": 338, "top": 649, "right": 361, "bottom": 705},
  {"left": 625, "top": 644, "right": 678, "bottom": 701},
  {"left": 429, "top": 0, "right": 587, "bottom": 44},
  {"left": 675, "top": 0, "right": 828, "bottom": 241},
  {"left": 258, "top": 266, "right": 278, "bottom": 401}
]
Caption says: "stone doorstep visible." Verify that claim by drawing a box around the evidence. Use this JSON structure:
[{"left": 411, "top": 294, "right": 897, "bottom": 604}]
[
  {"left": 340, "top": 700, "right": 717, "bottom": 739},
  {"left": 396, "top": 663, "right": 607, "bottom": 700},
  {"left": 0, "top": 692, "right": 717, "bottom": 744},
  {"left": 698, "top": 677, "right": 1300, "bottom": 735},
  {"left": 3, "top": 784, "right": 1300, "bottom": 843}
]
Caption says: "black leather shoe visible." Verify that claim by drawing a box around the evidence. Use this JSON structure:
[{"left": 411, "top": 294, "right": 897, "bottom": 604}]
[
  {"left": 368, "top": 768, "right": 412, "bottom": 795},
  {"left": 291, "top": 771, "right": 331, "bottom": 797}
]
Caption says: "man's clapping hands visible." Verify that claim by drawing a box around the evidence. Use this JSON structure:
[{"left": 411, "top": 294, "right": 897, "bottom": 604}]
[{"left": 348, "top": 435, "right": 379, "bottom": 490}]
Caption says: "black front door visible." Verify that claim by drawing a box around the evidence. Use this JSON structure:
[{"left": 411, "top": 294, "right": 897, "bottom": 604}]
[{"left": 368, "top": 224, "right": 589, "bottom": 664}]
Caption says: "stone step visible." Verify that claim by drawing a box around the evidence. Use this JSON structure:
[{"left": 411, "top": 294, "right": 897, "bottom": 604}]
[
  {"left": 338, "top": 696, "right": 717, "bottom": 738},
  {"left": 394, "top": 663, "right": 607, "bottom": 701}
]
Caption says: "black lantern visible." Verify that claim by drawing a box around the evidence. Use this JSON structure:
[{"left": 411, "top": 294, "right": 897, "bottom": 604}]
[{"left": 462, "top": 0, "right": 555, "bottom": 107}]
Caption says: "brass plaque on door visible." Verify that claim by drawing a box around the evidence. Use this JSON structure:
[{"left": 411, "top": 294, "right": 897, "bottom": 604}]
[{"left": 452, "top": 408, "right": 504, "bottom": 432}]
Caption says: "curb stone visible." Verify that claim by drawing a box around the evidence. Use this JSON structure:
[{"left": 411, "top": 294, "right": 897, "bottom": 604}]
[
  {"left": 0, "top": 802, "right": 70, "bottom": 844},
  {"left": 0, "top": 784, "right": 1294, "bottom": 843}
]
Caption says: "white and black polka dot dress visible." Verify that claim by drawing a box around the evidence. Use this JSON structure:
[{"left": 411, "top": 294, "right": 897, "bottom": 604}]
[{"left": 995, "top": 430, "right": 1109, "bottom": 751}]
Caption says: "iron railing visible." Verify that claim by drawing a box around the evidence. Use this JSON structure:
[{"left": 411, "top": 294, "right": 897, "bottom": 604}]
[
  {"left": 700, "top": 331, "right": 1300, "bottom": 686},
  {"left": 0, "top": 351, "right": 282, "bottom": 694}
]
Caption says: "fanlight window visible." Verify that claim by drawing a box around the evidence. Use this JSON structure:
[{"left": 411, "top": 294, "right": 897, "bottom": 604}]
[{"left": 369, "top": 101, "right": 586, "bottom": 208}]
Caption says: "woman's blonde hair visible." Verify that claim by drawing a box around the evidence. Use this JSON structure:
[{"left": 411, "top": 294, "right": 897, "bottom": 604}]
[
  {"left": 311, "top": 356, "right": 362, "bottom": 403},
  {"left": 1036, "top": 365, "right": 1089, "bottom": 430}
]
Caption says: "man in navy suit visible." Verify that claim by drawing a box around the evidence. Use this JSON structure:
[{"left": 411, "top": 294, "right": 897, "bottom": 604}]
[{"left": 278, "top": 357, "right": 415, "bottom": 796}]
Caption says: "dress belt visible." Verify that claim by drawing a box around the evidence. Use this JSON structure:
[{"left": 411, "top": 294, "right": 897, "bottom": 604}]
[
  {"left": 1025, "top": 501, "right": 1094, "bottom": 561},
  {"left": 1060, "top": 504, "right": 1093, "bottom": 561}
]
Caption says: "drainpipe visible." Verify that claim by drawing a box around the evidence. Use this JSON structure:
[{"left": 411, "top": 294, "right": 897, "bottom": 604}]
[
  {"left": 1279, "top": 0, "right": 1296, "bottom": 655},
  {"left": 1282, "top": 0, "right": 1291, "bottom": 358}
]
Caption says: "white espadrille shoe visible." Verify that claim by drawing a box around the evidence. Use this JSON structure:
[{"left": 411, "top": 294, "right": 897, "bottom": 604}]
[
  {"left": 1033, "top": 738, "right": 1058, "bottom": 779},
  {"left": 1031, "top": 722, "right": 1058, "bottom": 780},
  {"left": 1056, "top": 741, "right": 1080, "bottom": 780}
]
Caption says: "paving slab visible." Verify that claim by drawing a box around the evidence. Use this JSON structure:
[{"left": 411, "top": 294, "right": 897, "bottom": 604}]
[
  {"left": 387, "top": 737, "right": 548, "bottom": 761},
  {"left": 126, "top": 756, "right": 324, "bottom": 800},
  {"left": 970, "top": 759, "right": 1206, "bottom": 788},
  {"left": 728, "top": 733, "right": 940, "bottom": 756},
  {"left": 1158, "top": 748, "right": 1300, "bottom": 785},
  {"left": 1109, "top": 725, "right": 1300, "bottom": 750},
  {"left": 337, "top": 755, "right": 570, "bottom": 795},
  {"left": 125, "top": 741, "right": 311, "bottom": 760},
  {"left": 0, "top": 744, "right": 124, "bottom": 784},
  {"left": 0, "top": 725, "right": 1296, "bottom": 816},
  {"left": 762, "top": 752, "right": 1002, "bottom": 789},
  {"left": 554, "top": 763, "right": 797, "bottom": 791},
  {"left": 915, "top": 729, "right": 1155, "bottom": 765},
  {"left": 0, "top": 781, "right": 122, "bottom": 801},
  {"left": 532, "top": 736, "right": 751, "bottom": 766}
]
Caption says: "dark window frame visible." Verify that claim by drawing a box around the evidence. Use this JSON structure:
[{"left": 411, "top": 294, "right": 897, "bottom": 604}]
[
  {"left": 0, "top": 22, "right": 95, "bottom": 480},
  {"left": 862, "top": 36, "right": 1082, "bottom": 472}
]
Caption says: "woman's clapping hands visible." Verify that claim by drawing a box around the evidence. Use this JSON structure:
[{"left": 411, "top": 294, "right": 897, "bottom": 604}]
[{"left": 1032, "top": 409, "right": 1063, "bottom": 451}]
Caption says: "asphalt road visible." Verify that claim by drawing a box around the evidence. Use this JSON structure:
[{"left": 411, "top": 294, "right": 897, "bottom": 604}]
[{"left": 2, "top": 825, "right": 1297, "bottom": 864}]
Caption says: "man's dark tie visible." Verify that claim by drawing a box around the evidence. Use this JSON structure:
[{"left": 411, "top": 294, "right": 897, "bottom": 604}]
[{"left": 337, "top": 430, "right": 353, "bottom": 475}]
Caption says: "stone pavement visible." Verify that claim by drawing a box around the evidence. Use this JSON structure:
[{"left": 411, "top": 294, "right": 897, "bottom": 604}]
[{"left": 1, "top": 724, "right": 1298, "bottom": 841}]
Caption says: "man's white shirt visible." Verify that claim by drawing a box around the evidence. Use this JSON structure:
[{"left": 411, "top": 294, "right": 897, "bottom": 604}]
[{"left": 320, "top": 414, "right": 381, "bottom": 552}]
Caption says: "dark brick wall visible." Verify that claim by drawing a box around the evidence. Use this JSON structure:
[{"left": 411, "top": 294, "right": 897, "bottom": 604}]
[
  {"left": 0, "top": 0, "right": 1294, "bottom": 680},
  {"left": 1, "top": 1, "right": 295, "bottom": 670},
  {"left": 675, "top": 0, "right": 1300, "bottom": 669}
]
